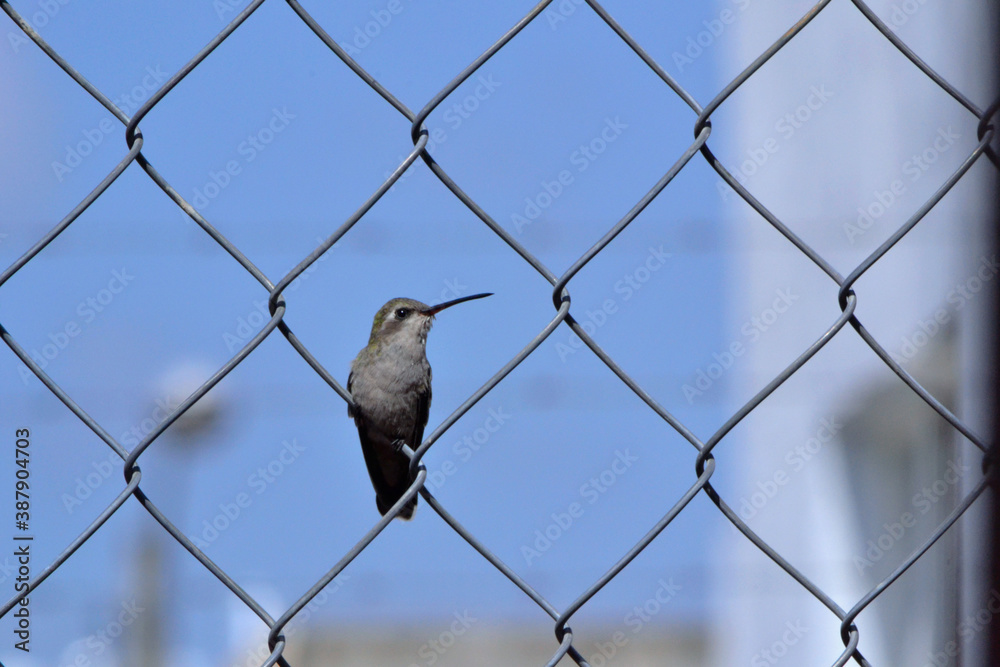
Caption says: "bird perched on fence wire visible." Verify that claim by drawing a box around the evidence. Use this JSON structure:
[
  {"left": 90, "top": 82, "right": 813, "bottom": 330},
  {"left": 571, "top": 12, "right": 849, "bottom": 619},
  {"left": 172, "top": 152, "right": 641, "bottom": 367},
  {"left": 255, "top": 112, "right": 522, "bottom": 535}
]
[{"left": 347, "top": 293, "right": 492, "bottom": 519}]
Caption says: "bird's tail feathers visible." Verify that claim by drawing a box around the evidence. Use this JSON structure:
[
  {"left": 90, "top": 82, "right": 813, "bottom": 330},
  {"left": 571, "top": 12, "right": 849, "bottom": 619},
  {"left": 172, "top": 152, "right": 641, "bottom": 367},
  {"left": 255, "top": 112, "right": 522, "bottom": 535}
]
[{"left": 377, "top": 493, "right": 417, "bottom": 520}]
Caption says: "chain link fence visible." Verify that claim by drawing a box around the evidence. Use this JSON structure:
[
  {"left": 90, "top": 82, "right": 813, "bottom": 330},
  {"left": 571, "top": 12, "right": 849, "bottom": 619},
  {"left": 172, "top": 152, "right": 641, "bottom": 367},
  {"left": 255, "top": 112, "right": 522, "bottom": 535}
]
[{"left": 1, "top": 1, "right": 997, "bottom": 665}]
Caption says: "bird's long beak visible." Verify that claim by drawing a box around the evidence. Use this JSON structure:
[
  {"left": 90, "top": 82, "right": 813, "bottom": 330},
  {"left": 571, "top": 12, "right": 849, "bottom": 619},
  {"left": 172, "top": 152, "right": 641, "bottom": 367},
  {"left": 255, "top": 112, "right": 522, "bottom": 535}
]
[{"left": 422, "top": 292, "right": 492, "bottom": 316}]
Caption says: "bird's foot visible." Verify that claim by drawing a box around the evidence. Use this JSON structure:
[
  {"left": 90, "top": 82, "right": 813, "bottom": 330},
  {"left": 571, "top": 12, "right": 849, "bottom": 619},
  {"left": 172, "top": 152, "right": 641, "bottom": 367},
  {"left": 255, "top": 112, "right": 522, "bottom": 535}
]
[{"left": 391, "top": 439, "right": 408, "bottom": 453}]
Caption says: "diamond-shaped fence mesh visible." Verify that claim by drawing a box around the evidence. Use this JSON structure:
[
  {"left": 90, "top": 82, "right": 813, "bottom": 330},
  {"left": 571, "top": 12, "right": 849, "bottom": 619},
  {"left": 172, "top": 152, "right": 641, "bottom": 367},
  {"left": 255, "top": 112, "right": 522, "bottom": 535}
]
[{"left": 1, "top": 1, "right": 997, "bottom": 665}]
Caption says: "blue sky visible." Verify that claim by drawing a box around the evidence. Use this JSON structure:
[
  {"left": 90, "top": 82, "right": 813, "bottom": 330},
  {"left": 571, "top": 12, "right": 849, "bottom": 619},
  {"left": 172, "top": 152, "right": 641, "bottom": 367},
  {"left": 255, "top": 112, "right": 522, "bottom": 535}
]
[{"left": 0, "top": 1, "right": 818, "bottom": 664}]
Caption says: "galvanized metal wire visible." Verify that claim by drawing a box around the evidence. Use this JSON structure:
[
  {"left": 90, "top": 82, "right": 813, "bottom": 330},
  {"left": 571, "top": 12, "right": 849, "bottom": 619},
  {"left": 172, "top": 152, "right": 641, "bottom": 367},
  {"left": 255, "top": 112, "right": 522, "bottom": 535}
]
[{"left": 1, "top": 1, "right": 996, "bottom": 665}]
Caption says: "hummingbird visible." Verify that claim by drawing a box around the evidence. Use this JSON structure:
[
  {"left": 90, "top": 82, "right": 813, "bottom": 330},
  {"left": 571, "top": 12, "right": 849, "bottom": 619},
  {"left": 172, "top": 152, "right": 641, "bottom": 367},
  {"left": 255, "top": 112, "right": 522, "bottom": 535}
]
[{"left": 348, "top": 292, "right": 492, "bottom": 520}]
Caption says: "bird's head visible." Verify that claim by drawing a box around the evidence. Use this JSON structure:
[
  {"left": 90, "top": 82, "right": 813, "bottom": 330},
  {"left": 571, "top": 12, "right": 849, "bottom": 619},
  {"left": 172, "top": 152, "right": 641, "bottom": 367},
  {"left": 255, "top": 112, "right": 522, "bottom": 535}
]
[{"left": 366, "top": 293, "right": 493, "bottom": 349}]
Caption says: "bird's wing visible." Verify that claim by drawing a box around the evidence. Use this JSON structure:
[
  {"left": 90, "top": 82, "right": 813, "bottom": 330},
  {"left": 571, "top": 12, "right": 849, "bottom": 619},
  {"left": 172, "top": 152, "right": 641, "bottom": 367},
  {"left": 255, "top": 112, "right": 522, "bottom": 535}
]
[
  {"left": 347, "top": 367, "right": 397, "bottom": 510},
  {"left": 349, "top": 385, "right": 426, "bottom": 520},
  {"left": 410, "top": 377, "right": 431, "bottom": 454},
  {"left": 382, "top": 380, "right": 427, "bottom": 520},
  {"left": 353, "top": 412, "right": 398, "bottom": 504}
]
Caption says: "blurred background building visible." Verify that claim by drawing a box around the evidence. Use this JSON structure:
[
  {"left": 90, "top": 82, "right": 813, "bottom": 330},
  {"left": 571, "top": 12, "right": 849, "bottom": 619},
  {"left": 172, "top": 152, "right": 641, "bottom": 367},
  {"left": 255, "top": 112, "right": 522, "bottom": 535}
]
[{"left": 709, "top": 2, "right": 996, "bottom": 665}]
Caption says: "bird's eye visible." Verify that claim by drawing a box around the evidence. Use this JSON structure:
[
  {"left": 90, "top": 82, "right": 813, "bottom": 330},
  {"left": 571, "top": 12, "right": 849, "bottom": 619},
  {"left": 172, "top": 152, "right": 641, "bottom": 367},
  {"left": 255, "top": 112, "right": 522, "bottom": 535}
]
[{"left": 395, "top": 308, "right": 409, "bottom": 319}]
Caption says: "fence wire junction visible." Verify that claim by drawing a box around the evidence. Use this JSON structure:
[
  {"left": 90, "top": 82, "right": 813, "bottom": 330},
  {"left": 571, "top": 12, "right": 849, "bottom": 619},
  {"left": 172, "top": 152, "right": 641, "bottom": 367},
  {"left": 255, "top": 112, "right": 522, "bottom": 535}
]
[{"left": 1, "top": 1, "right": 999, "bottom": 665}]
